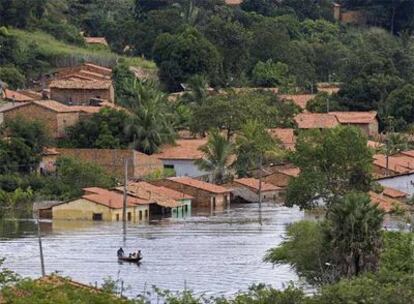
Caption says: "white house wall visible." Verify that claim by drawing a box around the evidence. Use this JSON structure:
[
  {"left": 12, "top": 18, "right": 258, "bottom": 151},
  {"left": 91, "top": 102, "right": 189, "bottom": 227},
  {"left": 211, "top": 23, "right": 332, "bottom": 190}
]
[
  {"left": 377, "top": 174, "right": 414, "bottom": 197},
  {"left": 162, "top": 159, "right": 208, "bottom": 177}
]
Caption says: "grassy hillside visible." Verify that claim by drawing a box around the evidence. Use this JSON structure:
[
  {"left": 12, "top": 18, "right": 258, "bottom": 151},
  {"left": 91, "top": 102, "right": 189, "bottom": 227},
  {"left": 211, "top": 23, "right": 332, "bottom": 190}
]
[{"left": 10, "top": 29, "right": 156, "bottom": 70}]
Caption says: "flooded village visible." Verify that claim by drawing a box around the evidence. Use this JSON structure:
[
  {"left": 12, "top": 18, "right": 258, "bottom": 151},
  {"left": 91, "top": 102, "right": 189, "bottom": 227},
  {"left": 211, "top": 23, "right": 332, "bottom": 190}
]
[{"left": 1, "top": 0, "right": 414, "bottom": 303}]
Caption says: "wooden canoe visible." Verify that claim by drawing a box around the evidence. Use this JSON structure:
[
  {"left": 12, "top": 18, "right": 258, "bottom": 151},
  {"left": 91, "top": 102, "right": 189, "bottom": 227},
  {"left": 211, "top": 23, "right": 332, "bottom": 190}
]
[{"left": 118, "top": 256, "right": 142, "bottom": 263}]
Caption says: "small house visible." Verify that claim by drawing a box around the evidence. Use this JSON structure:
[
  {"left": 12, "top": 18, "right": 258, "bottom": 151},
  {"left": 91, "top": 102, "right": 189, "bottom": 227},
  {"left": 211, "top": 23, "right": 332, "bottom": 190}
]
[
  {"left": 154, "top": 177, "right": 231, "bottom": 209},
  {"left": 52, "top": 187, "right": 152, "bottom": 222},
  {"left": 120, "top": 181, "right": 192, "bottom": 218},
  {"left": 50, "top": 79, "right": 114, "bottom": 105},
  {"left": 329, "top": 111, "right": 379, "bottom": 137},
  {"left": 294, "top": 113, "right": 339, "bottom": 129},
  {"left": 229, "top": 178, "right": 282, "bottom": 203},
  {"left": 154, "top": 139, "right": 208, "bottom": 177}
]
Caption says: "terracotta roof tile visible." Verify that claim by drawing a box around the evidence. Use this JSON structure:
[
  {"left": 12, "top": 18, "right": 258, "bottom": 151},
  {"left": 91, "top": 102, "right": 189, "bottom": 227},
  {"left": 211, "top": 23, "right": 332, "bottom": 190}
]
[
  {"left": 330, "top": 111, "right": 377, "bottom": 124},
  {"left": 156, "top": 139, "right": 208, "bottom": 160},
  {"left": 3, "top": 89, "right": 34, "bottom": 102},
  {"left": 279, "top": 94, "right": 316, "bottom": 110},
  {"left": 294, "top": 113, "right": 339, "bottom": 129},
  {"left": 234, "top": 178, "right": 281, "bottom": 192},
  {"left": 369, "top": 191, "right": 404, "bottom": 213},
  {"left": 125, "top": 181, "right": 192, "bottom": 199},
  {"left": 83, "top": 63, "right": 112, "bottom": 74},
  {"left": 268, "top": 128, "right": 296, "bottom": 150},
  {"left": 50, "top": 79, "right": 112, "bottom": 90},
  {"left": 276, "top": 166, "right": 300, "bottom": 177},
  {"left": 32, "top": 100, "right": 79, "bottom": 113},
  {"left": 167, "top": 177, "right": 230, "bottom": 194},
  {"left": 373, "top": 154, "right": 414, "bottom": 175},
  {"left": 82, "top": 187, "right": 149, "bottom": 209},
  {"left": 382, "top": 186, "right": 407, "bottom": 199}
]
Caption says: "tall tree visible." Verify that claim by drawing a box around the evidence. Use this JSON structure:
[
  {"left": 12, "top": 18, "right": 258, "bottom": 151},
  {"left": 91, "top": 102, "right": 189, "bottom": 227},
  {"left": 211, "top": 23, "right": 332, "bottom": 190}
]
[
  {"left": 324, "top": 192, "right": 384, "bottom": 277},
  {"left": 286, "top": 126, "right": 372, "bottom": 209}
]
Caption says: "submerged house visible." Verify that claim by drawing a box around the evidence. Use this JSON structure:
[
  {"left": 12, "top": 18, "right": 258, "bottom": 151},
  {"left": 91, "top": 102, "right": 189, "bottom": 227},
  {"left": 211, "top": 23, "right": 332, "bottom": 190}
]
[
  {"left": 154, "top": 177, "right": 231, "bottom": 209},
  {"left": 118, "top": 181, "right": 192, "bottom": 218},
  {"left": 52, "top": 187, "right": 152, "bottom": 222},
  {"left": 228, "top": 178, "right": 282, "bottom": 203}
]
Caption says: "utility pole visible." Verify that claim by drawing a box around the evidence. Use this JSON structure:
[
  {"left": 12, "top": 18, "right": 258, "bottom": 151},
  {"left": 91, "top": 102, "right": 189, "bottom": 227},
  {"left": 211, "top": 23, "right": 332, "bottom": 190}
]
[
  {"left": 122, "top": 159, "right": 128, "bottom": 236},
  {"left": 258, "top": 154, "right": 263, "bottom": 209},
  {"left": 37, "top": 212, "right": 45, "bottom": 276}
]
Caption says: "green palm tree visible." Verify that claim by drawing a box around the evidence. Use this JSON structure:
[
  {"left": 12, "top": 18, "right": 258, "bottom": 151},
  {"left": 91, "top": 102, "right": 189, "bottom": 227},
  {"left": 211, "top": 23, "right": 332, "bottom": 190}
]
[
  {"left": 124, "top": 80, "right": 176, "bottom": 155},
  {"left": 180, "top": 74, "right": 209, "bottom": 106},
  {"left": 325, "top": 192, "right": 384, "bottom": 278},
  {"left": 195, "top": 129, "right": 234, "bottom": 184}
]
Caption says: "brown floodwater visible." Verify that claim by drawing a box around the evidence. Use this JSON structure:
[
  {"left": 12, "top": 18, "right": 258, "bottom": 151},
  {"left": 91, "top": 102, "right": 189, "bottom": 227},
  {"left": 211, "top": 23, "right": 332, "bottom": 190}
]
[{"left": 0, "top": 203, "right": 409, "bottom": 299}]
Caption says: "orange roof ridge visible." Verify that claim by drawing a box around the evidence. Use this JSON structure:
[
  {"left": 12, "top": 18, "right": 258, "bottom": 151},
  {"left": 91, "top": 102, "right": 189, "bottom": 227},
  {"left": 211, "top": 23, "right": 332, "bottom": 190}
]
[
  {"left": 234, "top": 178, "right": 281, "bottom": 192},
  {"left": 167, "top": 177, "right": 230, "bottom": 194}
]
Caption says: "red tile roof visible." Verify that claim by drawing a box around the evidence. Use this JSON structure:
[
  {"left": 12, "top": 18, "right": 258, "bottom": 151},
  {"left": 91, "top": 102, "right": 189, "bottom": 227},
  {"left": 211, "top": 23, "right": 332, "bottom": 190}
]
[
  {"left": 156, "top": 139, "right": 208, "bottom": 160},
  {"left": 373, "top": 154, "right": 414, "bottom": 175},
  {"left": 3, "top": 89, "right": 34, "bottom": 102},
  {"left": 294, "top": 113, "right": 339, "bottom": 129},
  {"left": 83, "top": 63, "right": 112, "bottom": 74},
  {"left": 82, "top": 187, "right": 149, "bottom": 209},
  {"left": 369, "top": 191, "right": 404, "bottom": 213},
  {"left": 268, "top": 128, "right": 296, "bottom": 150},
  {"left": 276, "top": 166, "right": 300, "bottom": 177},
  {"left": 33, "top": 100, "right": 80, "bottom": 113},
  {"left": 330, "top": 111, "right": 377, "bottom": 124},
  {"left": 225, "top": 0, "right": 243, "bottom": 5},
  {"left": 167, "top": 177, "right": 230, "bottom": 194},
  {"left": 127, "top": 182, "right": 193, "bottom": 200},
  {"left": 279, "top": 94, "right": 316, "bottom": 110},
  {"left": 382, "top": 187, "right": 407, "bottom": 199},
  {"left": 234, "top": 178, "right": 281, "bottom": 192},
  {"left": 50, "top": 79, "right": 112, "bottom": 90}
]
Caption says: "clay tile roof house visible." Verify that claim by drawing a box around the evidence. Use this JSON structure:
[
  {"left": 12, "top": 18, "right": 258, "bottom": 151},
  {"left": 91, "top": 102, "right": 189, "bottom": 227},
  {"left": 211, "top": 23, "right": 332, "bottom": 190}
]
[
  {"left": 229, "top": 178, "right": 282, "bottom": 203},
  {"left": 268, "top": 128, "right": 296, "bottom": 150},
  {"left": 2, "top": 88, "right": 36, "bottom": 102},
  {"left": 117, "top": 181, "right": 192, "bottom": 216},
  {"left": 330, "top": 111, "right": 378, "bottom": 137},
  {"left": 369, "top": 191, "right": 405, "bottom": 213},
  {"left": 49, "top": 79, "right": 114, "bottom": 105},
  {"left": 84, "top": 36, "right": 109, "bottom": 47},
  {"left": 382, "top": 186, "right": 407, "bottom": 201},
  {"left": 279, "top": 94, "right": 316, "bottom": 110},
  {"left": 153, "top": 139, "right": 208, "bottom": 177},
  {"left": 0, "top": 100, "right": 81, "bottom": 138},
  {"left": 153, "top": 177, "right": 231, "bottom": 208},
  {"left": 294, "top": 113, "right": 339, "bottom": 129},
  {"left": 0, "top": 100, "right": 122, "bottom": 139},
  {"left": 52, "top": 187, "right": 151, "bottom": 222},
  {"left": 251, "top": 164, "right": 300, "bottom": 189}
]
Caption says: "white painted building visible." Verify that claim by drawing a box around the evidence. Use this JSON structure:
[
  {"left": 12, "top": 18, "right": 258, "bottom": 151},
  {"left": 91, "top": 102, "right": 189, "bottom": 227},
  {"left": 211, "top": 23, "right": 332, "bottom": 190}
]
[
  {"left": 377, "top": 173, "right": 414, "bottom": 198},
  {"left": 154, "top": 139, "right": 209, "bottom": 178}
]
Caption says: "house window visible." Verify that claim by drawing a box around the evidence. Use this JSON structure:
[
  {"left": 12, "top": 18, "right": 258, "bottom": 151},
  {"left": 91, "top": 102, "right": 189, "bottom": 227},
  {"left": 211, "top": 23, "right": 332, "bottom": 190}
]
[
  {"left": 116, "top": 214, "right": 120, "bottom": 221},
  {"left": 164, "top": 164, "right": 174, "bottom": 169},
  {"left": 69, "top": 97, "right": 73, "bottom": 105},
  {"left": 139, "top": 210, "right": 143, "bottom": 220},
  {"left": 92, "top": 213, "right": 103, "bottom": 221},
  {"left": 127, "top": 212, "right": 132, "bottom": 221},
  {"left": 212, "top": 197, "right": 216, "bottom": 208},
  {"left": 144, "top": 210, "right": 148, "bottom": 218}
]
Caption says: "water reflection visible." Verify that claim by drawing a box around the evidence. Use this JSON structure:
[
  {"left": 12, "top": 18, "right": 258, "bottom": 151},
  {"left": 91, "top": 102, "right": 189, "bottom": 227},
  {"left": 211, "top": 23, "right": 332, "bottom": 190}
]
[{"left": 0, "top": 204, "right": 410, "bottom": 299}]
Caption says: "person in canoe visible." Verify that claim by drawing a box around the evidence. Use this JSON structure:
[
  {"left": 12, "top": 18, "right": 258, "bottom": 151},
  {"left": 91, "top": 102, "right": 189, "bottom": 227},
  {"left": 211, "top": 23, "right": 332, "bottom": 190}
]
[{"left": 117, "top": 247, "right": 124, "bottom": 257}]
